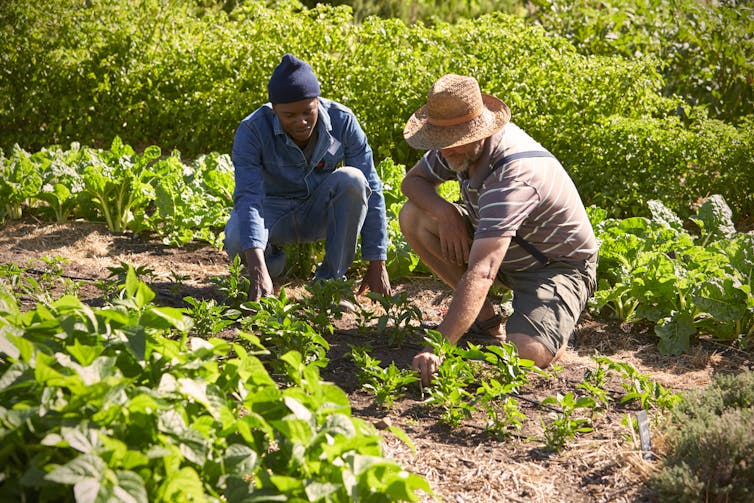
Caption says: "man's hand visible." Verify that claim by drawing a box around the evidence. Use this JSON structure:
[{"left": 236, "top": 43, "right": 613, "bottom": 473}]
[
  {"left": 357, "top": 260, "right": 392, "bottom": 296},
  {"left": 412, "top": 348, "right": 442, "bottom": 386},
  {"left": 437, "top": 204, "right": 472, "bottom": 265},
  {"left": 244, "top": 248, "right": 274, "bottom": 301}
]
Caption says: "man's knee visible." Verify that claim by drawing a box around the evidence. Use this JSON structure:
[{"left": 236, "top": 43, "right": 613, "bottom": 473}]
[
  {"left": 507, "top": 332, "right": 558, "bottom": 368},
  {"left": 398, "top": 200, "right": 420, "bottom": 234},
  {"left": 334, "top": 166, "right": 369, "bottom": 198}
]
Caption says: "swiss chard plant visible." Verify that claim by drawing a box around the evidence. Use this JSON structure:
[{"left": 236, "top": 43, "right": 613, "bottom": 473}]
[
  {"left": 80, "top": 137, "right": 159, "bottom": 233},
  {"left": 591, "top": 197, "right": 754, "bottom": 354},
  {"left": 0, "top": 145, "right": 43, "bottom": 223}
]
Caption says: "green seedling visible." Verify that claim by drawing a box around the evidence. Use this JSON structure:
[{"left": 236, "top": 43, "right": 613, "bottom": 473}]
[
  {"left": 300, "top": 278, "right": 355, "bottom": 334},
  {"left": 577, "top": 359, "right": 612, "bottom": 410},
  {"left": 183, "top": 296, "right": 238, "bottom": 338},
  {"left": 365, "top": 291, "right": 424, "bottom": 347},
  {"left": 422, "top": 330, "right": 478, "bottom": 426},
  {"left": 167, "top": 270, "right": 189, "bottom": 297},
  {"left": 595, "top": 356, "right": 681, "bottom": 412},
  {"left": 351, "top": 347, "right": 419, "bottom": 409},
  {"left": 211, "top": 254, "right": 250, "bottom": 309},
  {"left": 242, "top": 289, "right": 330, "bottom": 378},
  {"left": 541, "top": 392, "right": 597, "bottom": 452}
]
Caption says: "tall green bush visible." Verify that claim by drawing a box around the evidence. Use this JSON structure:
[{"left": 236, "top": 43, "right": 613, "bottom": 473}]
[
  {"left": 528, "top": 0, "right": 754, "bottom": 122},
  {"left": 298, "top": 0, "right": 527, "bottom": 24},
  {"left": 1, "top": 0, "right": 752, "bottom": 223}
]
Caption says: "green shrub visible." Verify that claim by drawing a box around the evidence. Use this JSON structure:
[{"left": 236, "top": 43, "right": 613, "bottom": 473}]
[
  {"left": 528, "top": 0, "right": 754, "bottom": 121},
  {"left": 1, "top": 0, "right": 752, "bottom": 224},
  {"left": 649, "top": 371, "right": 754, "bottom": 501}
]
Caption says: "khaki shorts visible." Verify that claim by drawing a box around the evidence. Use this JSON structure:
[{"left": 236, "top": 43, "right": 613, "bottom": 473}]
[
  {"left": 455, "top": 203, "right": 597, "bottom": 355},
  {"left": 496, "top": 258, "right": 597, "bottom": 355}
]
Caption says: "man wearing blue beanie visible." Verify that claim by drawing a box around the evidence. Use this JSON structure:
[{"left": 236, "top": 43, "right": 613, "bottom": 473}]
[{"left": 224, "top": 54, "right": 392, "bottom": 303}]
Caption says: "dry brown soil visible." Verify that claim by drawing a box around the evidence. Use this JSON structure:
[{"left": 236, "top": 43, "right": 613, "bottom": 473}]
[{"left": 2, "top": 218, "right": 752, "bottom": 503}]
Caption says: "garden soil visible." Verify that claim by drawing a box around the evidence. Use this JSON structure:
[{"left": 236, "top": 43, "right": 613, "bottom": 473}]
[{"left": 2, "top": 218, "right": 752, "bottom": 503}]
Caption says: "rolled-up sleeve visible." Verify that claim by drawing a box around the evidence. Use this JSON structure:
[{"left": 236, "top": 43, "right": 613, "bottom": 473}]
[
  {"left": 231, "top": 121, "right": 267, "bottom": 251},
  {"left": 343, "top": 116, "right": 388, "bottom": 261}
]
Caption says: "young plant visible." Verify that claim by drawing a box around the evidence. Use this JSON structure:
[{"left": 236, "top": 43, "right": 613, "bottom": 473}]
[
  {"left": 462, "top": 342, "right": 535, "bottom": 438},
  {"left": 211, "top": 254, "right": 250, "bottom": 309},
  {"left": 106, "top": 261, "right": 157, "bottom": 284},
  {"left": 300, "top": 278, "right": 356, "bottom": 335},
  {"left": 365, "top": 291, "right": 424, "bottom": 347},
  {"left": 167, "top": 270, "right": 189, "bottom": 297},
  {"left": 183, "top": 296, "right": 238, "bottom": 338},
  {"left": 541, "top": 392, "right": 597, "bottom": 452},
  {"left": 577, "top": 358, "right": 612, "bottom": 411},
  {"left": 242, "top": 289, "right": 330, "bottom": 378},
  {"left": 351, "top": 346, "right": 419, "bottom": 409},
  {"left": 422, "top": 330, "right": 478, "bottom": 427}
]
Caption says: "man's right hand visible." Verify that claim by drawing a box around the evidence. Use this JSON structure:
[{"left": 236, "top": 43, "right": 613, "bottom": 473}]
[
  {"left": 437, "top": 203, "right": 472, "bottom": 265},
  {"left": 412, "top": 348, "right": 442, "bottom": 386},
  {"left": 244, "top": 248, "right": 273, "bottom": 301}
]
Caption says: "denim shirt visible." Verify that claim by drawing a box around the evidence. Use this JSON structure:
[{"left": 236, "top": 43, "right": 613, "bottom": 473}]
[{"left": 231, "top": 97, "right": 388, "bottom": 261}]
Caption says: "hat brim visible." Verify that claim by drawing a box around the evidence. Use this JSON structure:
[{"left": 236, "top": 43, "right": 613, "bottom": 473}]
[{"left": 403, "top": 94, "right": 511, "bottom": 150}]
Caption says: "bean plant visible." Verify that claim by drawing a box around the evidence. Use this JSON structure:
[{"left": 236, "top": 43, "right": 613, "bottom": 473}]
[{"left": 351, "top": 347, "right": 419, "bottom": 409}]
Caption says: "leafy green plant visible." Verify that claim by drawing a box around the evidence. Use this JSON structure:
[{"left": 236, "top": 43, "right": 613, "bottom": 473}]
[
  {"left": 364, "top": 290, "right": 423, "bottom": 347},
  {"left": 0, "top": 268, "right": 430, "bottom": 502},
  {"left": 541, "top": 392, "right": 597, "bottom": 452},
  {"left": 576, "top": 359, "right": 611, "bottom": 411},
  {"left": 0, "top": 145, "right": 43, "bottom": 223},
  {"left": 300, "top": 278, "right": 356, "bottom": 335},
  {"left": 241, "top": 289, "right": 330, "bottom": 378},
  {"left": 594, "top": 356, "right": 681, "bottom": 413},
  {"left": 351, "top": 347, "right": 419, "bottom": 409},
  {"left": 183, "top": 296, "right": 238, "bottom": 338},
  {"left": 460, "top": 342, "right": 536, "bottom": 438},
  {"left": 421, "top": 331, "right": 478, "bottom": 427},
  {"left": 592, "top": 197, "right": 754, "bottom": 354},
  {"left": 211, "top": 255, "right": 250, "bottom": 309},
  {"left": 80, "top": 137, "right": 158, "bottom": 233},
  {"left": 106, "top": 261, "right": 157, "bottom": 287}
]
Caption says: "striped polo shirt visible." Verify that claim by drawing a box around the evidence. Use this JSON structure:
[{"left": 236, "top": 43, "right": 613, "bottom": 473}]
[{"left": 419, "top": 122, "right": 599, "bottom": 271}]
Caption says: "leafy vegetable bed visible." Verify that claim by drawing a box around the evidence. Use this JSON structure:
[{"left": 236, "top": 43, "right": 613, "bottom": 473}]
[{"left": 1, "top": 219, "right": 751, "bottom": 502}]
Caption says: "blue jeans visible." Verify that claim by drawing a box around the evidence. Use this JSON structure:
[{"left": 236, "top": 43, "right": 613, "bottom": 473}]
[{"left": 224, "top": 167, "right": 371, "bottom": 280}]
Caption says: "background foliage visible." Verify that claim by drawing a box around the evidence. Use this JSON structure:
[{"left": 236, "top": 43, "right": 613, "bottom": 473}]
[{"left": 0, "top": 0, "right": 752, "bottom": 223}]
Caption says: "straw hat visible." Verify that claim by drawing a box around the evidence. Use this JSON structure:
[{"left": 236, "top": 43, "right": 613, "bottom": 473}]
[{"left": 404, "top": 74, "right": 511, "bottom": 150}]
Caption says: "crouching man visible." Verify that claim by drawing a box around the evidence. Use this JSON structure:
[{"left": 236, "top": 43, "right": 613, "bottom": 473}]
[{"left": 399, "top": 74, "right": 599, "bottom": 385}]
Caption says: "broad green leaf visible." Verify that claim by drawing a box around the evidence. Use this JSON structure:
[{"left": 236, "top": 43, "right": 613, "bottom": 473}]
[
  {"left": 656, "top": 311, "right": 696, "bottom": 355},
  {"left": 694, "top": 277, "right": 747, "bottom": 321},
  {"left": 283, "top": 396, "right": 313, "bottom": 422},
  {"left": 45, "top": 453, "right": 107, "bottom": 485},
  {"left": 141, "top": 306, "right": 192, "bottom": 332},
  {"left": 270, "top": 418, "right": 313, "bottom": 445},
  {"left": 157, "top": 466, "right": 205, "bottom": 501},
  {"left": 304, "top": 481, "right": 340, "bottom": 501},
  {"left": 692, "top": 194, "right": 737, "bottom": 242},
  {"left": 224, "top": 443, "right": 258, "bottom": 475}
]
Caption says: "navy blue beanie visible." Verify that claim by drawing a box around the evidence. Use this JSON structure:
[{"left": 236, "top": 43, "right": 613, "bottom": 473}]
[{"left": 267, "top": 54, "right": 321, "bottom": 104}]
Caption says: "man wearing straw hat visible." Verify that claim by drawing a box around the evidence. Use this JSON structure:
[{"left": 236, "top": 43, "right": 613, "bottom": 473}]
[
  {"left": 224, "top": 54, "right": 391, "bottom": 302},
  {"left": 400, "top": 74, "right": 598, "bottom": 385}
]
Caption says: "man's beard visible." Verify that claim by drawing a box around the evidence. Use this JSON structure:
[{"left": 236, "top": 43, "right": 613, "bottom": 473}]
[{"left": 445, "top": 143, "right": 483, "bottom": 173}]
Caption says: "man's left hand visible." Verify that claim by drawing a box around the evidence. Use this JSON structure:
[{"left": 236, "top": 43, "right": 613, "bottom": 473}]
[{"left": 358, "top": 260, "right": 392, "bottom": 296}]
